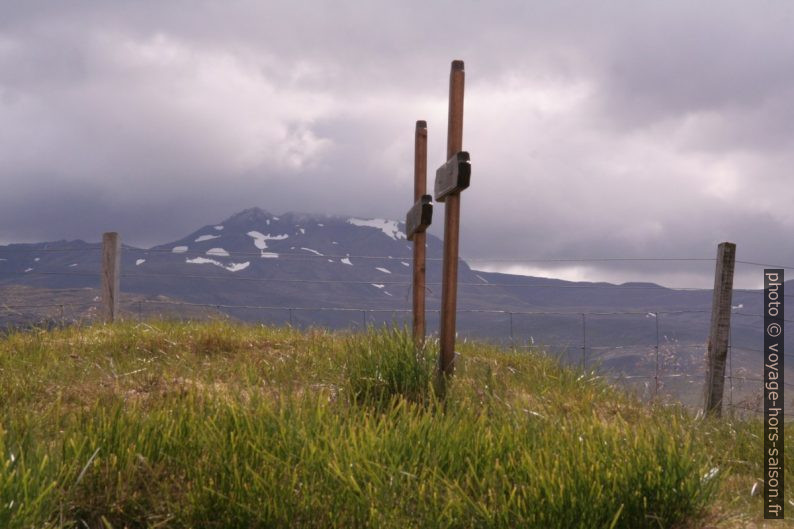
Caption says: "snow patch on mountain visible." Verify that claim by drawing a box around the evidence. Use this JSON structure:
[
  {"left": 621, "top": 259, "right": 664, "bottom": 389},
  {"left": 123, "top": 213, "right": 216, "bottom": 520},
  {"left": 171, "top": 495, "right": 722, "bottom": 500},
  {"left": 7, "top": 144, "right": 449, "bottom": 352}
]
[
  {"left": 136, "top": 259, "right": 146, "bottom": 266},
  {"left": 375, "top": 267, "right": 391, "bottom": 274},
  {"left": 347, "top": 218, "right": 406, "bottom": 240},
  {"left": 371, "top": 283, "right": 385, "bottom": 289},
  {"left": 401, "top": 262, "right": 409, "bottom": 267},
  {"left": 172, "top": 246, "right": 188, "bottom": 253},
  {"left": 207, "top": 248, "right": 229, "bottom": 257},
  {"left": 247, "top": 231, "right": 290, "bottom": 257},
  {"left": 300, "top": 247, "right": 323, "bottom": 256},
  {"left": 247, "top": 231, "right": 289, "bottom": 250},
  {"left": 186, "top": 257, "right": 249, "bottom": 272},
  {"left": 214, "top": 226, "right": 223, "bottom": 230},
  {"left": 226, "top": 262, "right": 250, "bottom": 272},
  {"left": 248, "top": 232, "right": 268, "bottom": 249},
  {"left": 195, "top": 234, "right": 220, "bottom": 242},
  {"left": 186, "top": 257, "right": 218, "bottom": 266},
  {"left": 341, "top": 257, "right": 353, "bottom": 266}
]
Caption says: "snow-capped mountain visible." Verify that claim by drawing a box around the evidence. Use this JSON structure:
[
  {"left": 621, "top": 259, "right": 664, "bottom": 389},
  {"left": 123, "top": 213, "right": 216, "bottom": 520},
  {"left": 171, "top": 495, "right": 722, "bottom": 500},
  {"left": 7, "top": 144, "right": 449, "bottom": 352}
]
[
  {"left": 0, "top": 207, "right": 465, "bottom": 317},
  {"left": 0, "top": 206, "right": 784, "bottom": 406}
]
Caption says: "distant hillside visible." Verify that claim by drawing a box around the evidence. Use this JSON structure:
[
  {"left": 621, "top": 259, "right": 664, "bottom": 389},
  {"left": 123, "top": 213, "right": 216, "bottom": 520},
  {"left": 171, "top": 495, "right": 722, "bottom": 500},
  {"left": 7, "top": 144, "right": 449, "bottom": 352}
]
[{"left": 0, "top": 206, "right": 784, "bottom": 407}]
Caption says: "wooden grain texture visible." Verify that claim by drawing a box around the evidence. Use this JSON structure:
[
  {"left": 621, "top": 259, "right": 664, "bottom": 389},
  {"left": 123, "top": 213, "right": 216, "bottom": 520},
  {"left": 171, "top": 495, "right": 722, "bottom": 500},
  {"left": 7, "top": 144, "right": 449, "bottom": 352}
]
[
  {"left": 101, "top": 232, "right": 121, "bottom": 323},
  {"left": 703, "top": 241, "right": 736, "bottom": 417},
  {"left": 439, "top": 60, "right": 465, "bottom": 376},
  {"left": 434, "top": 151, "right": 470, "bottom": 203},
  {"left": 412, "top": 120, "right": 428, "bottom": 345},
  {"left": 406, "top": 195, "right": 433, "bottom": 240}
]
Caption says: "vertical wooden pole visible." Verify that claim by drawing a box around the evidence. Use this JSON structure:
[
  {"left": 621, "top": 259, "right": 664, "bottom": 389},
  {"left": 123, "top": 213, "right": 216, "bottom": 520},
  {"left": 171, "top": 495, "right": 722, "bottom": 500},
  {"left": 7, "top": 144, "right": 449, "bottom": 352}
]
[
  {"left": 581, "top": 313, "right": 587, "bottom": 370},
  {"left": 439, "top": 60, "right": 465, "bottom": 376},
  {"left": 703, "top": 242, "right": 736, "bottom": 417},
  {"left": 655, "top": 311, "right": 660, "bottom": 398},
  {"left": 728, "top": 323, "right": 734, "bottom": 412},
  {"left": 101, "top": 232, "right": 120, "bottom": 323},
  {"left": 412, "top": 120, "right": 428, "bottom": 345}
]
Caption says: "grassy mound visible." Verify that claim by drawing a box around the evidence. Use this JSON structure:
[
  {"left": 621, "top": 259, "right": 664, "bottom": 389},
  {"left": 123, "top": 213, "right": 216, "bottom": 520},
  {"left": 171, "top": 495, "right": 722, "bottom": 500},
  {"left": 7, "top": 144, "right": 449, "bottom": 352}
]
[{"left": 0, "top": 321, "right": 787, "bottom": 527}]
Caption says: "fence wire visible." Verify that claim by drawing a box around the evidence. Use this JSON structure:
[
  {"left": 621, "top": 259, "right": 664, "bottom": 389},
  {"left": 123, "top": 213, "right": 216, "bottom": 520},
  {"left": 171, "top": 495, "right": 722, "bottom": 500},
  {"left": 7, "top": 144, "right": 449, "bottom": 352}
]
[{"left": 1, "top": 247, "right": 791, "bottom": 417}]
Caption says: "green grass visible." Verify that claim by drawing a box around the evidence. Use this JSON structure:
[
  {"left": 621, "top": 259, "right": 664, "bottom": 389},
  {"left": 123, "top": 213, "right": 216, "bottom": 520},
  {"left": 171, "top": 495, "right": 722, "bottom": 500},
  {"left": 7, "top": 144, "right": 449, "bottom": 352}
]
[{"left": 0, "top": 321, "right": 789, "bottom": 527}]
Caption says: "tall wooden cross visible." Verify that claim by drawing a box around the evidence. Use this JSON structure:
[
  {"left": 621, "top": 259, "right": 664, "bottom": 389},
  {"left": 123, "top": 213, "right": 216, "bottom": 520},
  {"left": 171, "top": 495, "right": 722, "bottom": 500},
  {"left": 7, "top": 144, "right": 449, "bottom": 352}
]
[
  {"left": 435, "top": 60, "right": 471, "bottom": 376},
  {"left": 405, "top": 120, "right": 432, "bottom": 345}
]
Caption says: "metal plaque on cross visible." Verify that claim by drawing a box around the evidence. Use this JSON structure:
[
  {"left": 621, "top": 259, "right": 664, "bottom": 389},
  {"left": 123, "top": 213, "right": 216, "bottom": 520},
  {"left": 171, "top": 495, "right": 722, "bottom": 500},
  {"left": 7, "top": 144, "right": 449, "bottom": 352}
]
[
  {"left": 434, "top": 151, "right": 471, "bottom": 203},
  {"left": 405, "top": 194, "right": 433, "bottom": 241}
]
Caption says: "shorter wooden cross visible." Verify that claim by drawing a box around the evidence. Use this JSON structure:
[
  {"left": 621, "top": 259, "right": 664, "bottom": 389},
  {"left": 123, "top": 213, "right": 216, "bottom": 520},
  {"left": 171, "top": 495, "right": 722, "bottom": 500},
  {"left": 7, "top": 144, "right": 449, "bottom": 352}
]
[{"left": 405, "top": 120, "right": 432, "bottom": 344}]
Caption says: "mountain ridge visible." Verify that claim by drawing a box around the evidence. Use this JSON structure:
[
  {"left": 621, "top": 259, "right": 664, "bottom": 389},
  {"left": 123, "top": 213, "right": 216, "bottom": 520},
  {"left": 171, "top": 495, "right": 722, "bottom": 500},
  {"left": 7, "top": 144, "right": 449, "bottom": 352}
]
[{"left": 0, "top": 206, "right": 784, "bottom": 407}]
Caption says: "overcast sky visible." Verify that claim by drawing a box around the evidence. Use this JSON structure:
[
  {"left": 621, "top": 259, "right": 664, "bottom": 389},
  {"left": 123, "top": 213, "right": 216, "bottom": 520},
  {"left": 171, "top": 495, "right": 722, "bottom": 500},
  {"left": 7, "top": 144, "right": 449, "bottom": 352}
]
[{"left": 1, "top": 1, "right": 792, "bottom": 288}]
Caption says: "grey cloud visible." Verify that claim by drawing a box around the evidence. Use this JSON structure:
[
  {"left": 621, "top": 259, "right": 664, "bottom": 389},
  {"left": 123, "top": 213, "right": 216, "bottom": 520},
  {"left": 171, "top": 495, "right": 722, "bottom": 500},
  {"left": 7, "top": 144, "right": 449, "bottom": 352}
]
[{"left": 1, "top": 0, "right": 793, "bottom": 290}]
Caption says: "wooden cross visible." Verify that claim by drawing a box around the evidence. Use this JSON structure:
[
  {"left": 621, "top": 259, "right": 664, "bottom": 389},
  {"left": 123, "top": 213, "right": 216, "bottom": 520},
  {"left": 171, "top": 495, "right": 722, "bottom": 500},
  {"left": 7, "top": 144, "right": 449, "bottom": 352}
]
[
  {"left": 436, "top": 60, "right": 469, "bottom": 376},
  {"left": 405, "top": 121, "right": 432, "bottom": 345}
]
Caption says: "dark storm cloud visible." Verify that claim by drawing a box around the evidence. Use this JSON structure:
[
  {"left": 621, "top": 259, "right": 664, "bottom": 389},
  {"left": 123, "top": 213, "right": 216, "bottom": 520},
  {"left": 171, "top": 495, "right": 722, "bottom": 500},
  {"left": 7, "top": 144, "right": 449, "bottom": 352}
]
[{"left": 1, "top": 1, "right": 793, "bottom": 288}]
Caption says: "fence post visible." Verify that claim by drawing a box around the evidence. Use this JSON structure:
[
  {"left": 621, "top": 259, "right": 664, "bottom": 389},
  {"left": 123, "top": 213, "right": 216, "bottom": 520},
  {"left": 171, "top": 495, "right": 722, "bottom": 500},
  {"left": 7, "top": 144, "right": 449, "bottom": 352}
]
[
  {"left": 655, "top": 311, "right": 660, "bottom": 398},
  {"left": 101, "top": 232, "right": 120, "bottom": 323},
  {"left": 581, "top": 313, "right": 587, "bottom": 370},
  {"left": 728, "top": 322, "right": 734, "bottom": 414},
  {"left": 703, "top": 242, "right": 736, "bottom": 417}
]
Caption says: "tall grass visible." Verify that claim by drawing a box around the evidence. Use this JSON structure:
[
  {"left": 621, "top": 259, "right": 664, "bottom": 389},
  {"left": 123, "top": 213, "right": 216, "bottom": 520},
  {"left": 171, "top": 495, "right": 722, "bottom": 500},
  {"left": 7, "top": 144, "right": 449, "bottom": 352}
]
[
  {"left": 0, "top": 321, "right": 782, "bottom": 527},
  {"left": 2, "top": 396, "right": 714, "bottom": 528},
  {"left": 343, "top": 326, "right": 435, "bottom": 407},
  {"left": 0, "top": 425, "right": 61, "bottom": 529}
]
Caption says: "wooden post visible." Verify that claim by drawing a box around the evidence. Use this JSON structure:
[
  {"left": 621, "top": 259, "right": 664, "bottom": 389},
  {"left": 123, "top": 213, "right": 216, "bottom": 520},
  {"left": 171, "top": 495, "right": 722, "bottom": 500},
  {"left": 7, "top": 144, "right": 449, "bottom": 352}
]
[
  {"left": 101, "top": 232, "right": 121, "bottom": 323},
  {"left": 406, "top": 120, "right": 431, "bottom": 345},
  {"left": 581, "top": 313, "right": 587, "bottom": 370},
  {"left": 655, "top": 311, "right": 660, "bottom": 398},
  {"left": 703, "top": 242, "right": 736, "bottom": 417},
  {"left": 438, "top": 60, "right": 467, "bottom": 376}
]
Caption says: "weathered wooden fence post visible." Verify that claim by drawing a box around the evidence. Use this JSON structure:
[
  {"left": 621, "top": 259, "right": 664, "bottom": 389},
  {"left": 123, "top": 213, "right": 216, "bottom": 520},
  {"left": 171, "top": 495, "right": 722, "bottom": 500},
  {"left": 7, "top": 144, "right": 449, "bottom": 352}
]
[
  {"left": 406, "top": 120, "right": 432, "bottom": 346},
  {"left": 654, "top": 311, "right": 661, "bottom": 398},
  {"left": 101, "top": 232, "right": 121, "bottom": 323},
  {"left": 703, "top": 241, "right": 736, "bottom": 417},
  {"left": 436, "top": 59, "right": 471, "bottom": 376}
]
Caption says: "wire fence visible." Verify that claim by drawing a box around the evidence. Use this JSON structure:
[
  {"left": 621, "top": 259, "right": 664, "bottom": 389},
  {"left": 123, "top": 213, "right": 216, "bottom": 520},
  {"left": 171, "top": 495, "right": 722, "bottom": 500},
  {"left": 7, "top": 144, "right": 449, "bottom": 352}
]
[
  {"left": 1, "top": 246, "right": 791, "bottom": 418},
  {"left": 3, "top": 248, "right": 794, "bottom": 302},
  {"left": 4, "top": 245, "right": 794, "bottom": 270}
]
